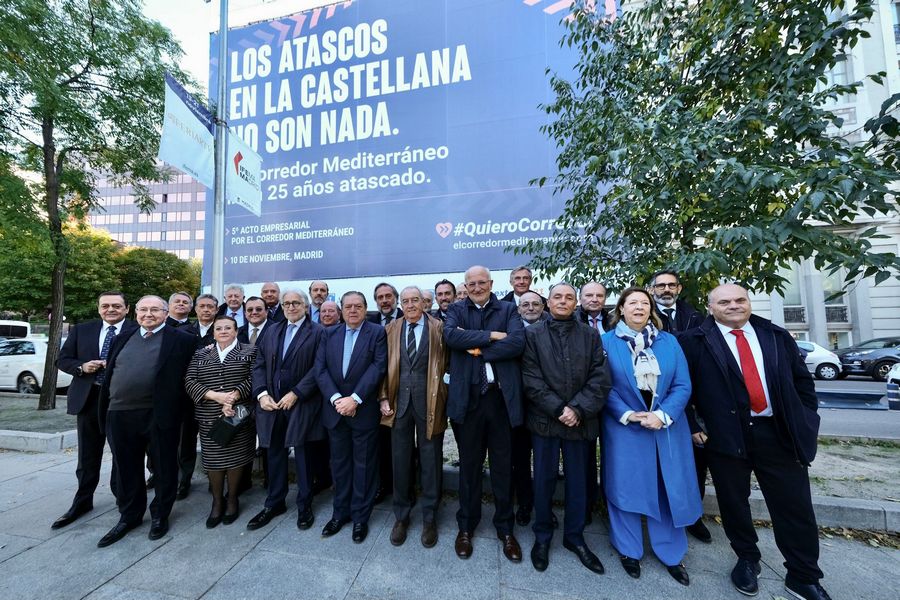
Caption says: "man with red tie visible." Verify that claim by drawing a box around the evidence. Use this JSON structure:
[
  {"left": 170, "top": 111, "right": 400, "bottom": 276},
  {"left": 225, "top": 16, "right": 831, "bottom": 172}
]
[{"left": 679, "top": 284, "right": 829, "bottom": 600}]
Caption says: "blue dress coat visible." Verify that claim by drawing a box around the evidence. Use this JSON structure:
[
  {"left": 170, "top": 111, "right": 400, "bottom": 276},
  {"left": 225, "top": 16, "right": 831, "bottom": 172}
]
[{"left": 601, "top": 330, "right": 701, "bottom": 528}]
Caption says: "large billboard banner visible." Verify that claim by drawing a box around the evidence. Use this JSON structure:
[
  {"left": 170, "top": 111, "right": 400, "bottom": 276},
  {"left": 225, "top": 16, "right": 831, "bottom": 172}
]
[{"left": 206, "top": 0, "right": 613, "bottom": 283}]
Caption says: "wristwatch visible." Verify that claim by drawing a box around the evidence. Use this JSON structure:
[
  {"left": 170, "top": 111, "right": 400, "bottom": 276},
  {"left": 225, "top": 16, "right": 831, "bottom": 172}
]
[{"left": 75, "top": 366, "right": 84, "bottom": 376}]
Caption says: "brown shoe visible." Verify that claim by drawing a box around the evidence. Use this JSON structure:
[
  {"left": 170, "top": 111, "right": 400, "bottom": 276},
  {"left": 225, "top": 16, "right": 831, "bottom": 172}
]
[
  {"left": 421, "top": 521, "right": 438, "bottom": 548},
  {"left": 455, "top": 530, "right": 473, "bottom": 558},
  {"left": 498, "top": 533, "right": 522, "bottom": 563},
  {"left": 390, "top": 520, "right": 409, "bottom": 546}
]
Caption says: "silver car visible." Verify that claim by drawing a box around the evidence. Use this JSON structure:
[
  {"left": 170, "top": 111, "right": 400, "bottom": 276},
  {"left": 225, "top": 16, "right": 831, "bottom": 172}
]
[{"left": 796, "top": 341, "right": 842, "bottom": 381}]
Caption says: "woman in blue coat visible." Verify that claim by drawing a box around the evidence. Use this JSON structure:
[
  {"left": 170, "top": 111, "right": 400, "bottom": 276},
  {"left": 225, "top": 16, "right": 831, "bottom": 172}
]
[{"left": 601, "top": 287, "right": 701, "bottom": 586}]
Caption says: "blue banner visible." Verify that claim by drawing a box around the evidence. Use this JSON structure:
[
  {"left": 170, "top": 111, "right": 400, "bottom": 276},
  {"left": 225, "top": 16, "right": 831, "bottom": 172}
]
[{"left": 205, "top": 0, "right": 599, "bottom": 284}]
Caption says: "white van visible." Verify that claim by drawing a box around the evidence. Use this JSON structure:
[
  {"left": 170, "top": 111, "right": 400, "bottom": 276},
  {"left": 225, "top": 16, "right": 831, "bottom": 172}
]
[{"left": 0, "top": 320, "right": 31, "bottom": 339}]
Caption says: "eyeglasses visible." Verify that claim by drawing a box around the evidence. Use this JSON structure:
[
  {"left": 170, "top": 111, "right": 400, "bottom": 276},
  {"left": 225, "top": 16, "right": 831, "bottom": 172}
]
[
  {"left": 282, "top": 301, "right": 305, "bottom": 308},
  {"left": 653, "top": 283, "right": 679, "bottom": 290},
  {"left": 136, "top": 307, "right": 166, "bottom": 314},
  {"left": 245, "top": 307, "right": 266, "bottom": 313}
]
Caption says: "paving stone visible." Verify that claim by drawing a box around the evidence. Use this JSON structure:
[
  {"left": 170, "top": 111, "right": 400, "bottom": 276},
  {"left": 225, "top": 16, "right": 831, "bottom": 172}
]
[
  {"left": 82, "top": 583, "right": 190, "bottom": 600},
  {"left": 0, "top": 532, "right": 40, "bottom": 563}
]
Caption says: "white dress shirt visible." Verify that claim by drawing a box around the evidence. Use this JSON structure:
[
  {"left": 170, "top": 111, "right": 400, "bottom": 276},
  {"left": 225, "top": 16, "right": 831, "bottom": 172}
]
[
  {"left": 98, "top": 320, "right": 126, "bottom": 354},
  {"left": 715, "top": 320, "right": 773, "bottom": 417}
]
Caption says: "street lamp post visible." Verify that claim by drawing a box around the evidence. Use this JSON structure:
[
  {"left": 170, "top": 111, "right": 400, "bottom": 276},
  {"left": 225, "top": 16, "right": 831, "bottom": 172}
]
[{"left": 210, "top": 0, "right": 229, "bottom": 299}]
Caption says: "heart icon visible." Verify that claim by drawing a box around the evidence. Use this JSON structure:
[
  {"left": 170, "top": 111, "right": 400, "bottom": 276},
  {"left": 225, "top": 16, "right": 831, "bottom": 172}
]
[{"left": 435, "top": 222, "right": 452, "bottom": 238}]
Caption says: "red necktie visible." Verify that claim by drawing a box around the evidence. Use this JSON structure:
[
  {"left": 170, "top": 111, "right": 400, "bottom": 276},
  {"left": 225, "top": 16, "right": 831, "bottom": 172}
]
[{"left": 730, "top": 329, "right": 768, "bottom": 413}]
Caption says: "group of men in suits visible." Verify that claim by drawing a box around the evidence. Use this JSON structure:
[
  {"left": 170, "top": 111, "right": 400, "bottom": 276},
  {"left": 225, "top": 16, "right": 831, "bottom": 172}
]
[{"left": 49, "top": 268, "right": 830, "bottom": 599}]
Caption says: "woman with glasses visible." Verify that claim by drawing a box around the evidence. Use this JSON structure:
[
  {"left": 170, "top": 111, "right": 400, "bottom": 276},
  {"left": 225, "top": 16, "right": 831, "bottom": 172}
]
[
  {"left": 184, "top": 315, "right": 257, "bottom": 528},
  {"left": 601, "top": 287, "right": 701, "bottom": 586}
]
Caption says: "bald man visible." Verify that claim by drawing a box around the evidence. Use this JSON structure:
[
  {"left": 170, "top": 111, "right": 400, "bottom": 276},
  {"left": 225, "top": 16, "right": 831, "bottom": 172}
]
[{"left": 679, "top": 284, "right": 828, "bottom": 600}]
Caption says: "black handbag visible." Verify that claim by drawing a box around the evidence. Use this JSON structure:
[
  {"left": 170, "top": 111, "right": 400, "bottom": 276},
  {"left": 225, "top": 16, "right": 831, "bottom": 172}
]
[{"left": 208, "top": 404, "right": 251, "bottom": 446}]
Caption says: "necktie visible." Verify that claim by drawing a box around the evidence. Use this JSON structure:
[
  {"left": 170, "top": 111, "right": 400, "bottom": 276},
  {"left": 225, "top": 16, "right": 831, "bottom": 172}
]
[
  {"left": 282, "top": 323, "right": 297, "bottom": 358},
  {"left": 730, "top": 329, "right": 768, "bottom": 413},
  {"left": 95, "top": 326, "right": 117, "bottom": 385},
  {"left": 663, "top": 308, "right": 677, "bottom": 332},
  {"left": 406, "top": 322, "right": 417, "bottom": 364},
  {"left": 383, "top": 314, "right": 393, "bottom": 326},
  {"left": 590, "top": 316, "right": 600, "bottom": 332},
  {"left": 249, "top": 327, "right": 259, "bottom": 346},
  {"left": 312, "top": 308, "right": 319, "bottom": 323},
  {"left": 342, "top": 328, "right": 358, "bottom": 377},
  {"left": 143, "top": 330, "right": 154, "bottom": 339}
]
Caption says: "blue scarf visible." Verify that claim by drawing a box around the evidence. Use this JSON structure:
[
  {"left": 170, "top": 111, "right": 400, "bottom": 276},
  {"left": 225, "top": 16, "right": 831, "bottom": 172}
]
[{"left": 615, "top": 321, "right": 661, "bottom": 398}]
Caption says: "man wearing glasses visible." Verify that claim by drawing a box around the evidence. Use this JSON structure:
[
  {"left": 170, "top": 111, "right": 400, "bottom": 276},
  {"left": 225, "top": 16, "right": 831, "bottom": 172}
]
[
  {"left": 648, "top": 269, "right": 710, "bottom": 544},
  {"left": 445, "top": 265, "right": 526, "bottom": 563},
  {"left": 96, "top": 295, "right": 196, "bottom": 547},
  {"left": 238, "top": 296, "right": 271, "bottom": 346}
]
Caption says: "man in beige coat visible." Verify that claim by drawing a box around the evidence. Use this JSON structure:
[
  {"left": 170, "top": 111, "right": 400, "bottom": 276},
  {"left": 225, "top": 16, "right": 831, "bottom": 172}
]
[{"left": 379, "top": 286, "right": 449, "bottom": 548}]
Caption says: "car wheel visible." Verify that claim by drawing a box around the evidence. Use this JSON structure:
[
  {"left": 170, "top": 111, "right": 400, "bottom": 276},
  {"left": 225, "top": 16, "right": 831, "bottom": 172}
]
[
  {"left": 872, "top": 361, "right": 894, "bottom": 382},
  {"left": 815, "top": 363, "right": 840, "bottom": 380},
  {"left": 17, "top": 372, "right": 40, "bottom": 394}
]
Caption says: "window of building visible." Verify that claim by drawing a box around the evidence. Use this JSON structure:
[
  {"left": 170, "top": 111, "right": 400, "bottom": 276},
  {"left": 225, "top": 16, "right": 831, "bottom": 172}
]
[
  {"left": 120, "top": 232, "right": 133, "bottom": 243},
  {"left": 195, "top": 229, "right": 205, "bottom": 240},
  {"left": 137, "top": 232, "right": 148, "bottom": 242},
  {"left": 195, "top": 211, "right": 205, "bottom": 220},
  {"left": 827, "top": 331, "right": 851, "bottom": 350},
  {"left": 150, "top": 231, "right": 161, "bottom": 241}
]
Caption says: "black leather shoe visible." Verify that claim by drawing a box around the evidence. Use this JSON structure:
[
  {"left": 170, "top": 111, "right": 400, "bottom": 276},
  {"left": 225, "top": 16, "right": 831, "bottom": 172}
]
[
  {"left": 222, "top": 498, "right": 240, "bottom": 525},
  {"left": 530, "top": 542, "right": 550, "bottom": 572},
  {"left": 296, "top": 508, "right": 314, "bottom": 530},
  {"left": 246, "top": 505, "right": 287, "bottom": 531},
  {"left": 620, "top": 555, "right": 641, "bottom": 579},
  {"left": 390, "top": 520, "right": 409, "bottom": 546},
  {"left": 52, "top": 504, "right": 92, "bottom": 530},
  {"left": 97, "top": 521, "right": 138, "bottom": 548},
  {"left": 321, "top": 517, "right": 349, "bottom": 538},
  {"left": 498, "top": 533, "right": 522, "bottom": 563},
  {"left": 351, "top": 522, "right": 368, "bottom": 543},
  {"left": 667, "top": 563, "right": 690, "bottom": 586},
  {"left": 785, "top": 576, "right": 832, "bottom": 600},
  {"left": 687, "top": 518, "right": 712, "bottom": 543},
  {"left": 731, "top": 558, "right": 761, "bottom": 596},
  {"left": 563, "top": 540, "right": 605, "bottom": 574},
  {"left": 455, "top": 530, "right": 473, "bottom": 558},
  {"left": 515, "top": 505, "right": 532, "bottom": 527},
  {"left": 206, "top": 512, "right": 222, "bottom": 529},
  {"left": 148, "top": 517, "right": 169, "bottom": 540},
  {"left": 175, "top": 480, "right": 190, "bottom": 500}
]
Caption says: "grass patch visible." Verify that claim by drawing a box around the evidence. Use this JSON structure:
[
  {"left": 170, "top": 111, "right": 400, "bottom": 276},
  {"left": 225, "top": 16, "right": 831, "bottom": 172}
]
[{"left": 0, "top": 394, "right": 74, "bottom": 433}]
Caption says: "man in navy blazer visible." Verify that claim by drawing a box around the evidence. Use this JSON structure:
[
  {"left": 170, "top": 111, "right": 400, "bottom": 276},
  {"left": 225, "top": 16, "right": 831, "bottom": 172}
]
[
  {"left": 316, "top": 291, "right": 387, "bottom": 543},
  {"left": 52, "top": 291, "right": 138, "bottom": 529},
  {"left": 679, "top": 284, "right": 828, "bottom": 600},
  {"left": 247, "top": 290, "right": 325, "bottom": 532},
  {"left": 444, "top": 265, "right": 526, "bottom": 563},
  {"left": 96, "top": 295, "right": 197, "bottom": 547}
]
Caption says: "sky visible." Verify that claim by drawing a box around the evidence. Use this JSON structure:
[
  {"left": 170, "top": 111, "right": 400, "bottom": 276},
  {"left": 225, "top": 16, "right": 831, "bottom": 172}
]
[{"left": 142, "top": 0, "right": 333, "bottom": 93}]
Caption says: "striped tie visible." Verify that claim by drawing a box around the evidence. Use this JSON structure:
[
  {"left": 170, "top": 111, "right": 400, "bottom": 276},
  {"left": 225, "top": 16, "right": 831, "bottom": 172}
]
[{"left": 406, "top": 322, "right": 417, "bottom": 364}]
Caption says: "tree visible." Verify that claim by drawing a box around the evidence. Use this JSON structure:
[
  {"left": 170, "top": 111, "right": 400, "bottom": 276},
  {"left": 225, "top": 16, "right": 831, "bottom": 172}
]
[
  {"left": 0, "top": 0, "right": 187, "bottom": 409},
  {"left": 519, "top": 0, "right": 900, "bottom": 301},
  {"left": 115, "top": 246, "right": 201, "bottom": 306},
  {"left": 63, "top": 226, "right": 121, "bottom": 322}
]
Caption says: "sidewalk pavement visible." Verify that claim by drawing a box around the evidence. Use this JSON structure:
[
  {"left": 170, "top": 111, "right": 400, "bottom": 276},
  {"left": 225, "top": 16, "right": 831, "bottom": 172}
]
[{"left": 0, "top": 449, "right": 898, "bottom": 600}]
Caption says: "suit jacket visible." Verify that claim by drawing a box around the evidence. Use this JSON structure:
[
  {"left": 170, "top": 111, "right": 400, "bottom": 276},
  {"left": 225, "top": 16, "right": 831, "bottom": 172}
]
[
  {"left": 366, "top": 308, "right": 403, "bottom": 326},
  {"left": 184, "top": 321, "right": 215, "bottom": 350},
  {"left": 601, "top": 329, "right": 701, "bottom": 527},
  {"left": 653, "top": 298, "right": 704, "bottom": 335},
  {"left": 165, "top": 316, "right": 193, "bottom": 328},
  {"left": 315, "top": 320, "right": 387, "bottom": 431},
  {"left": 444, "top": 294, "right": 525, "bottom": 426},
  {"left": 574, "top": 306, "right": 611, "bottom": 332},
  {"left": 98, "top": 325, "right": 197, "bottom": 432},
  {"left": 379, "top": 314, "right": 449, "bottom": 439},
  {"left": 57, "top": 319, "right": 139, "bottom": 415},
  {"left": 238, "top": 320, "right": 272, "bottom": 345},
  {"left": 679, "top": 314, "right": 820, "bottom": 465},
  {"left": 251, "top": 319, "right": 325, "bottom": 447},
  {"left": 267, "top": 304, "right": 285, "bottom": 323}
]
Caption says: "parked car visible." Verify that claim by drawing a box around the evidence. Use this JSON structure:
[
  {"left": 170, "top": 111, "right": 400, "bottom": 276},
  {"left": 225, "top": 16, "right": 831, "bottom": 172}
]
[
  {"left": 0, "top": 338, "right": 72, "bottom": 394},
  {"left": 836, "top": 337, "right": 900, "bottom": 382},
  {"left": 796, "top": 341, "right": 842, "bottom": 380},
  {"left": 887, "top": 363, "right": 900, "bottom": 386}
]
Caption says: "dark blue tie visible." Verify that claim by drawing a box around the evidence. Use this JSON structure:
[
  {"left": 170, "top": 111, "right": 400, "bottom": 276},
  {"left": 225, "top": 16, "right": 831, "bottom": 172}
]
[{"left": 95, "top": 325, "right": 116, "bottom": 385}]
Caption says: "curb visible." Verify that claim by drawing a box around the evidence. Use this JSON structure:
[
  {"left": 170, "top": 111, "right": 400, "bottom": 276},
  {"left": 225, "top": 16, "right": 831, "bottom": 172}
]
[{"left": 0, "top": 429, "right": 77, "bottom": 453}]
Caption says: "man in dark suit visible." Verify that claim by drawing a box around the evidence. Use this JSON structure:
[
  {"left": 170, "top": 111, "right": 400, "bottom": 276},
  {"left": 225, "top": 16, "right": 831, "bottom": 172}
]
[
  {"left": 679, "top": 284, "right": 829, "bottom": 600},
  {"left": 247, "top": 290, "right": 325, "bottom": 531},
  {"left": 308, "top": 280, "right": 329, "bottom": 323},
  {"left": 260, "top": 282, "right": 285, "bottom": 323},
  {"left": 316, "top": 291, "right": 387, "bottom": 543},
  {"left": 574, "top": 282, "right": 611, "bottom": 333},
  {"left": 217, "top": 284, "right": 247, "bottom": 327},
  {"left": 52, "top": 291, "right": 138, "bottom": 529},
  {"left": 187, "top": 294, "right": 218, "bottom": 349},
  {"left": 96, "top": 295, "right": 196, "bottom": 547},
  {"left": 365, "top": 281, "right": 402, "bottom": 503},
  {"left": 501, "top": 266, "right": 547, "bottom": 309},
  {"left": 165, "top": 292, "right": 193, "bottom": 328},
  {"left": 649, "top": 270, "right": 704, "bottom": 334},
  {"left": 431, "top": 279, "right": 456, "bottom": 321},
  {"left": 319, "top": 300, "right": 342, "bottom": 326},
  {"left": 649, "top": 269, "right": 710, "bottom": 543},
  {"left": 445, "top": 265, "right": 526, "bottom": 563},
  {"left": 238, "top": 296, "right": 271, "bottom": 346}
]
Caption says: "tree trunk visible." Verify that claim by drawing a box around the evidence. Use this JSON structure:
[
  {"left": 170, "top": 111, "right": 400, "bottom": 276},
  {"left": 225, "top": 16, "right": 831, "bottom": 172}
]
[{"left": 38, "top": 116, "right": 66, "bottom": 411}]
